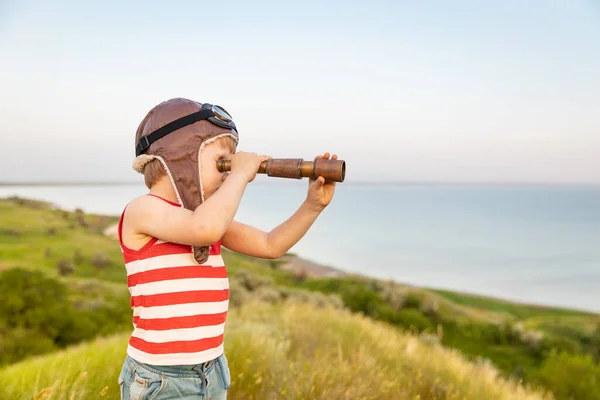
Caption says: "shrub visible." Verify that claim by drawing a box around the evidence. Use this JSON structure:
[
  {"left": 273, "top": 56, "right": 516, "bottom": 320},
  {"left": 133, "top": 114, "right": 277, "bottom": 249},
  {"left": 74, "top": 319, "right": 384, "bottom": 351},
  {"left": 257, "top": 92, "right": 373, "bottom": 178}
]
[
  {"left": 91, "top": 253, "right": 111, "bottom": 270},
  {"left": 77, "top": 215, "right": 89, "bottom": 228},
  {"left": 590, "top": 325, "right": 600, "bottom": 362},
  {"left": 322, "top": 293, "right": 345, "bottom": 309},
  {"left": 403, "top": 293, "right": 422, "bottom": 309},
  {"left": 73, "top": 249, "right": 84, "bottom": 264},
  {"left": 420, "top": 295, "right": 439, "bottom": 314},
  {"left": 229, "top": 278, "right": 251, "bottom": 308},
  {"left": 0, "top": 228, "right": 21, "bottom": 236},
  {"left": 268, "top": 260, "right": 284, "bottom": 270},
  {"left": 366, "top": 278, "right": 384, "bottom": 292},
  {"left": 534, "top": 350, "right": 600, "bottom": 400},
  {"left": 255, "top": 286, "right": 282, "bottom": 304},
  {"left": 7, "top": 196, "right": 49, "bottom": 209},
  {"left": 293, "top": 267, "right": 309, "bottom": 283},
  {"left": 0, "top": 327, "right": 56, "bottom": 365},
  {"left": 235, "top": 270, "right": 274, "bottom": 292},
  {"left": 537, "top": 334, "right": 582, "bottom": 357},
  {"left": 0, "top": 268, "right": 71, "bottom": 340},
  {"left": 341, "top": 284, "right": 385, "bottom": 317},
  {"left": 283, "top": 288, "right": 345, "bottom": 309},
  {"left": 0, "top": 268, "right": 132, "bottom": 367},
  {"left": 395, "top": 309, "right": 434, "bottom": 332},
  {"left": 378, "top": 282, "right": 408, "bottom": 311},
  {"left": 91, "top": 215, "right": 110, "bottom": 233},
  {"left": 57, "top": 259, "right": 75, "bottom": 276}
]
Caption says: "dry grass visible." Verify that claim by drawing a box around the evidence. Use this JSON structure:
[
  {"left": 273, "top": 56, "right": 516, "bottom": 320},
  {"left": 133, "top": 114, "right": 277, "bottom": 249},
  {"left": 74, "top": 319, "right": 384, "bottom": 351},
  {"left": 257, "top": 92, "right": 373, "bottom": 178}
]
[{"left": 0, "top": 300, "right": 552, "bottom": 400}]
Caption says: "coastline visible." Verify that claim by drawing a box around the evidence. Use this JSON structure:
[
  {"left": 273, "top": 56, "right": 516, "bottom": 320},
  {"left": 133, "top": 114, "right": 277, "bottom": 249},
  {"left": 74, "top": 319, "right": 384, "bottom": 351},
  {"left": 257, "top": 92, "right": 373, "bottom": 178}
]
[
  {"left": 3, "top": 187, "right": 600, "bottom": 315},
  {"left": 101, "top": 218, "right": 599, "bottom": 315}
]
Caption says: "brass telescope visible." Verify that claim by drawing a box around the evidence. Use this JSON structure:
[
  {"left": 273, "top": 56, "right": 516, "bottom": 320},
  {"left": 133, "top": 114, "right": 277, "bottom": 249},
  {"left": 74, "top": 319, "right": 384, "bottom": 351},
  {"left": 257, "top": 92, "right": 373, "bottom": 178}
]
[{"left": 216, "top": 157, "right": 346, "bottom": 183}]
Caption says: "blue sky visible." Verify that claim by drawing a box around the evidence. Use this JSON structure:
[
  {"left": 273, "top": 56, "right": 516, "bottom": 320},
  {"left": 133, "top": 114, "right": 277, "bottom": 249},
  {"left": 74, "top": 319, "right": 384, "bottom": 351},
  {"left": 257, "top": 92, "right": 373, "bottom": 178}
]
[{"left": 1, "top": 0, "right": 599, "bottom": 183}]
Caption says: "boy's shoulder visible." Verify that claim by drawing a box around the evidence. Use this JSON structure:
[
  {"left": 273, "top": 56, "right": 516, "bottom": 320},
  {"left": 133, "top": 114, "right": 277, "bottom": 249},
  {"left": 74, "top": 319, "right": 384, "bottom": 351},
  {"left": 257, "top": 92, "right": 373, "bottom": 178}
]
[
  {"left": 124, "top": 194, "right": 180, "bottom": 221},
  {"left": 139, "top": 193, "right": 180, "bottom": 207}
]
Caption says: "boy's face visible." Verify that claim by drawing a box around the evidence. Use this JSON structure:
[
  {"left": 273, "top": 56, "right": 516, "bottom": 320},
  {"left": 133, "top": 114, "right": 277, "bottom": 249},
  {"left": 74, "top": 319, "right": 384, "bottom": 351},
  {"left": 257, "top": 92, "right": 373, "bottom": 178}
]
[{"left": 199, "top": 137, "right": 236, "bottom": 199}]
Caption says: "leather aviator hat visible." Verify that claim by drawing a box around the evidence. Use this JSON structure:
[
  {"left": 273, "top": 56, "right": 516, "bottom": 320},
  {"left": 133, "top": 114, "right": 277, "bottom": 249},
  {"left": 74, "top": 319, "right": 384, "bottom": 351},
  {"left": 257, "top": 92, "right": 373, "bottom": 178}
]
[{"left": 132, "top": 97, "right": 239, "bottom": 264}]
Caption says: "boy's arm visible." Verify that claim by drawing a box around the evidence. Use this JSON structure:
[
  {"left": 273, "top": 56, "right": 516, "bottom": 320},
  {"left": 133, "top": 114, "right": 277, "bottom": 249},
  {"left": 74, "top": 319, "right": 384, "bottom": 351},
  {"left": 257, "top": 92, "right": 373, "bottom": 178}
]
[
  {"left": 221, "top": 201, "right": 323, "bottom": 259},
  {"left": 130, "top": 153, "right": 270, "bottom": 247},
  {"left": 222, "top": 152, "right": 338, "bottom": 259}
]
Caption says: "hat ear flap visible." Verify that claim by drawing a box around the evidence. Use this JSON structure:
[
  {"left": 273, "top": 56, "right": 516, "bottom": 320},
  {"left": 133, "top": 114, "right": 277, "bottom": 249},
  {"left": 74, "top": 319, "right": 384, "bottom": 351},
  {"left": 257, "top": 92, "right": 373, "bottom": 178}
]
[{"left": 132, "top": 155, "right": 158, "bottom": 173}]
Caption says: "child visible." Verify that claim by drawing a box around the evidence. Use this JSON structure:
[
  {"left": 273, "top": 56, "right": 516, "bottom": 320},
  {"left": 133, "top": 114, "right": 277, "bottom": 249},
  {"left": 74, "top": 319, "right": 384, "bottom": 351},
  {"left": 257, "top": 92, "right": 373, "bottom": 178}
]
[{"left": 116, "top": 97, "right": 337, "bottom": 399}]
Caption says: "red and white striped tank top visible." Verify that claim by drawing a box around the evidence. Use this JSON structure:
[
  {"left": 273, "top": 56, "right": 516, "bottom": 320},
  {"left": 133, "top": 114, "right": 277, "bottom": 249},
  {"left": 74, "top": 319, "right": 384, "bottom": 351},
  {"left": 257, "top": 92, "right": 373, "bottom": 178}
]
[{"left": 117, "top": 194, "right": 229, "bottom": 366}]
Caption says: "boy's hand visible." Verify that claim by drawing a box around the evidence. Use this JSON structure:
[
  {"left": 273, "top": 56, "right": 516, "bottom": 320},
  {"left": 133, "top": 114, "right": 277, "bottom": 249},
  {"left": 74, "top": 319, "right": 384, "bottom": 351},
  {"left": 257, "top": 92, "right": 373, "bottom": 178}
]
[
  {"left": 305, "top": 152, "right": 338, "bottom": 212},
  {"left": 230, "top": 152, "right": 271, "bottom": 183}
]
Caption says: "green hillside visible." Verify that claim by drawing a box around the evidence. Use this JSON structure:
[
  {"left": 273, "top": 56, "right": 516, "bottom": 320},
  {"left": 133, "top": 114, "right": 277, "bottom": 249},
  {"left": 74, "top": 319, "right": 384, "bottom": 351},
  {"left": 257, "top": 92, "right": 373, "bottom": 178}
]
[{"left": 1, "top": 195, "right": 599, "bottom": 399}]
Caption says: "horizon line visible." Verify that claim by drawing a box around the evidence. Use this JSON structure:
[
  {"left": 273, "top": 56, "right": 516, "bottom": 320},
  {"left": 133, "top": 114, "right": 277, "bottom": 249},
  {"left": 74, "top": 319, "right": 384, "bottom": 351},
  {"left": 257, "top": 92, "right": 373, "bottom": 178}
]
[{"left": 1, "top": 180, "right": 599, "bottom": 187}]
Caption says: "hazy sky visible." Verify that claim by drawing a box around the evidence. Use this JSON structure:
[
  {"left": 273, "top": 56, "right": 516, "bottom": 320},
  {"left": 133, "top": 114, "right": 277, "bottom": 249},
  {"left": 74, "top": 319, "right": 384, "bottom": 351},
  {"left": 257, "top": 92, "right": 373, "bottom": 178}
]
[{"left": 1, "top": 0, "right": 599, "bottom": 184}]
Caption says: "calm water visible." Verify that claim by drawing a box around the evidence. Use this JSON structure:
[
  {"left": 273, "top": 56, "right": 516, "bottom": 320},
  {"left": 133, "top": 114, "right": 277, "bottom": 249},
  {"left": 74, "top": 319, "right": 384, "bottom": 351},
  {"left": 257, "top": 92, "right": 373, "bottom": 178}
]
[{"left": 1, "top": 181, "right": 599, "bottom": 312}]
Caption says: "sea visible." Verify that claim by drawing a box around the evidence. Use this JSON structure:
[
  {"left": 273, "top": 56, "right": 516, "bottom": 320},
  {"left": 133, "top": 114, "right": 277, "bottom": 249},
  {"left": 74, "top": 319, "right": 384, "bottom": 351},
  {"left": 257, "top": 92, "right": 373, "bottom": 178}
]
[{"left": 1, "top": 181, "right": 599, "bottom": 313}]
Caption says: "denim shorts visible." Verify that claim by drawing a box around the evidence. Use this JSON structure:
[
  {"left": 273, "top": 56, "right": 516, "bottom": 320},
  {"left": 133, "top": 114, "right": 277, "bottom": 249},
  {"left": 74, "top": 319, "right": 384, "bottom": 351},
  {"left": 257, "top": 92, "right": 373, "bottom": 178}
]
[{"left": 117, "top": 352, "right": 231, "bottom": 400}]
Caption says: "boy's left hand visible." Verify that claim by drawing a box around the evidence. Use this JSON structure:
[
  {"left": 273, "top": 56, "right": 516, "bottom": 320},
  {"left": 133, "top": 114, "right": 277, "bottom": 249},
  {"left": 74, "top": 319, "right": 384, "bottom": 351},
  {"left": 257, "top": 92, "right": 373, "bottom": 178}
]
[{"left": 305, "top": 152, "right": 338, "bottom": 212}]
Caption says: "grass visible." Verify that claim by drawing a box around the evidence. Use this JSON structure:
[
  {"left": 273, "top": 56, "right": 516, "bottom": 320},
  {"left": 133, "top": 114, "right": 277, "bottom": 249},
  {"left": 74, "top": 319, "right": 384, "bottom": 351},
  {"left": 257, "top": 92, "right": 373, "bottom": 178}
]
[
  {"left": 1, "top": 195, "right": 599, "bottom": 399},
  {"left": 431, "top": 289, "right": 597, "bottom": 320},
  {"left": 0, "top": 301, "right": 553, "bottom": 400},
  {"left": 0, "top": 197, "right": 123, "bottom": 283},
  {"left": 523, "top": 316, "right": 600, "bottom": 337}
]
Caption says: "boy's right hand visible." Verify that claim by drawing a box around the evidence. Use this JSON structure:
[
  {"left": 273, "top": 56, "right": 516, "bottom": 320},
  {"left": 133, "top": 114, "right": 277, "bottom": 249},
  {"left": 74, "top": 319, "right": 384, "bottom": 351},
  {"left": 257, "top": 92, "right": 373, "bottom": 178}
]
[{"left": 229, "top": 152, "right": 271, "bottom": 183}]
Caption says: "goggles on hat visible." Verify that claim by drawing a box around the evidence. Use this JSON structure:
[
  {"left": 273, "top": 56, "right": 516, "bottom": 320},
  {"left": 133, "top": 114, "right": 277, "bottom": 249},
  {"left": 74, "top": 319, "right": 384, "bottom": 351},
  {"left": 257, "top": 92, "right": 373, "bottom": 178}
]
[{"left": 135, "top": 103, "right": 237, "bottom": 157}]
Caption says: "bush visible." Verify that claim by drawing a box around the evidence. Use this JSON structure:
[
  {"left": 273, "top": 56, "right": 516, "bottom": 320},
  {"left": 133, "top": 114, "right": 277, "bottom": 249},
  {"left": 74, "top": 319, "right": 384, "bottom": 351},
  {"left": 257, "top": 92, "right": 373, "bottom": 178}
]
[
  {"left": 90, "top": 215, "right": 110, "bottom": 234},
  {"left": 583, "top": 323, "right": 600, "bottom": 362},
  {"left": 420, "top": 297, "right": 440, "bottom": 318},
  {"left": 0, "top": 228, "right": 21, "bottom": 236},
  {"left": 235, "top": 270, "right": 274, "bottom": 292},
  {"left": 268, "top": 259, "right": 284, "bottom": 270},
  {"left": 73, "top": 249, "right": 84, "bottom": 264},
  {"left": 403, "top": 293, "right": 422, "bottom": 309},
  {"left": 0, "top": 268, "right": 72, "bottom": 340},
  {"left": 77, "top": 215, "right": 89, "bottom": 228},
  {"left": 0, "top": 268, "right": 132, "bottom": 367},
  {"left": 254, "top": 286, "right": 282, "bottom": 304},
  {"left": 0, "top": 327, "right": 56, "bottom": 365},
  {"left": 57, "top": 259, "right": 75, "bottom": 276},
  {"left": 395, "top": 309, "right": 434, "bottom": 332},
  {"left": 377, "top": 281, "right": 408, "bottom": 310},
  {"left": 229, "top": 278, "right": 251, "bottom": 308},
  {"left": 282, "top": 288, "right": 345, "bottom": 309},
  {"left": 91, "top": 253, "right": 111, "bottom": 270},
  {"left": 341, "top": 284, "right": 385, "bottom": 317},
  {"left": 538, "top": 334, "right": 582, "bottom": 357},
  {"left": 300, "top": 277, "right": 433, "bottom": 328},
  {"left": 7, "top": 196, "right": 50, "bottom": 209},
  {"left": 293, "top": 267, "right": 309, "bottom": 283},
  {"left": 534, "top": 350, "right": 600, "bottom": 400}
]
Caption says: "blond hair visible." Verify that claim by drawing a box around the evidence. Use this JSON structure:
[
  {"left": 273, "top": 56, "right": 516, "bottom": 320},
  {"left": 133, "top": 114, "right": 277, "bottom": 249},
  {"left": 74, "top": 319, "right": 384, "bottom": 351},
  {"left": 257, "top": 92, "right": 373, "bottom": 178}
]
[{"left": 141, "top": 159, "right": 166, "bottom": 189}]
